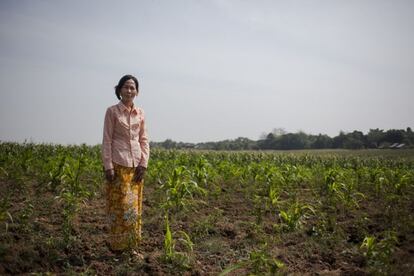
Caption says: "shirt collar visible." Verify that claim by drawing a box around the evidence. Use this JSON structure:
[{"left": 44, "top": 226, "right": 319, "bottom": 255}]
[{"left": 117, "top": 101, "right": 138, "bottom": 115}]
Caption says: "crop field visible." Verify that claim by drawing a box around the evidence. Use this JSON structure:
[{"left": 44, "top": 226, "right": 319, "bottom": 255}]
[{"left": 0, "top": 142, "right": 413, "bottom": 275}]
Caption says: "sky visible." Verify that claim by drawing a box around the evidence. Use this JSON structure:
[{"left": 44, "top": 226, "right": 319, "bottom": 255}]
[{"left": 0, "top": 0, "right": 413, "bottom": 144}]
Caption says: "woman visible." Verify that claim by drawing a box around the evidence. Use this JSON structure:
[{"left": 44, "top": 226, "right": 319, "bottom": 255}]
[{"left": 102, "top": 74, "right": 150, "bottom": 251}]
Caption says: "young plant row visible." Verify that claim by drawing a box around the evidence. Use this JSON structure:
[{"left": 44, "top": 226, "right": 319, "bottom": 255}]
[{"left": 1, "top": 143, "right": 413, "bottom": 274}]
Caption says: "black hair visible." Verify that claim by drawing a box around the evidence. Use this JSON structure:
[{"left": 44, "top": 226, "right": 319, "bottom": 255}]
[{"left": 114, "top": 74, "right": 139, "bottom": 100}]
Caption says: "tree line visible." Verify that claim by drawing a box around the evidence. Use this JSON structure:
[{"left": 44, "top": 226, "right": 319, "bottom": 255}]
[{"left": 150, "top": 127, "right": 414, "bottom": 150}]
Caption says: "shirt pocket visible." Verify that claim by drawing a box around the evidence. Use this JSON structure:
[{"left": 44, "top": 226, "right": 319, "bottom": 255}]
[
  {"left": 130, "top": 115, "right": 141, "bottom": 135},
  {"left": 129, "top": 122, "right": 140, "bottom": 140},
  {"left": 131, "top": 122, "right": 140, "bottom": 131},
  {"left": 116, "top": 117, "right": 130, "bottom": 129}
]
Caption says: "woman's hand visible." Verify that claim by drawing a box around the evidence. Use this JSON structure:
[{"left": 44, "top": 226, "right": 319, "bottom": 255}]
[
  {"left": 133, "top": 166, "right": 146, "bottom": 183},
  {"left": 105, "top": 169, "right": 115, "bottom": 182}
]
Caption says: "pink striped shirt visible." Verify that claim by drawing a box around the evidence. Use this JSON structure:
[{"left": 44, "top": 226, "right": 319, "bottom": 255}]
[{"left": 102, "top": 102, "right": 150, "bottom": 171}]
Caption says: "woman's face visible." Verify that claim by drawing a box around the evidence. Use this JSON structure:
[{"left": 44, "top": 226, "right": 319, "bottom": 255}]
[{"left": 120, "top": 79, "right": 138, "bottom": 102}]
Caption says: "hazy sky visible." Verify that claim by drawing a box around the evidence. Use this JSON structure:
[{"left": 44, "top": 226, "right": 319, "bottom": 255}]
[{"left": 1, "top": 0, "right": 413, "bottom": 144}]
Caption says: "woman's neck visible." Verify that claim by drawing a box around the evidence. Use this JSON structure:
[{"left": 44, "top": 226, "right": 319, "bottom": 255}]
[{"left": 121, "top": 100, "right": 134, "bottom": 109}]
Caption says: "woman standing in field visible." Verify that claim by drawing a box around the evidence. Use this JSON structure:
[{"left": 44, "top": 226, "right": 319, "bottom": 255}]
[{"left": 102, "top": 74, "right": 150, "bottom": 252}]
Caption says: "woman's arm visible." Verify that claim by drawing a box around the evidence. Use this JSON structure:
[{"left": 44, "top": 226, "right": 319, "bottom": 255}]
[
  {"left": 133, "top": 110, "right": 149, "bottom": 183},
  {"left": 102, "top": 107, "right": 115, "bottom": 171},
  {"left": 138, "top": 111, "right": 150, "bottom": 168}
]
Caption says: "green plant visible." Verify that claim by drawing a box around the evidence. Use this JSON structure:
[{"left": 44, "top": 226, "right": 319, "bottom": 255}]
[
  {"left": 220, "top": 244, "right": 284, "bottom": 275},
  {"left": 162, "top": 214, "right": 194, "bottom": 269},
  {"left": 191, "top": 155, "right": 211, "bottom": 186},
  {"left": 0, "top": 195, "right": 13, "bottom": 233},
  {"left": 360, "top": 231, "right": 398, "bottom": 274},
  {"left": 191, "top": 207, "right": 223, "bottom": 240},
  {"left": 17, "top": 200, "right": 34, "bottom": 233},
  {"left": 278, "top": 201, "right": 315, "bottom": 232},
  {"left": 160, "top": 166, "right": 207, "bottom": 212},
  {"left": 163, "top": 214, "right": 174, "bottom": 261},
  {"left": 56, "top": 152, "right": 90, "bottom": 247},
  {"left": 45, "top": 155, "right": 67, "bottom": 191},
  {"left": 323, "top": 168, "right": 365, "bottom": 209},
  {"left": 251, "top": 166, "right": 285, "bottom": 224}
]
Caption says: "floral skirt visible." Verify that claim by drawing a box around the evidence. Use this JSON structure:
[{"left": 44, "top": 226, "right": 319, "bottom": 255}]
[{"left": 106, "top": 163, "right": 144, "bottom": 251}]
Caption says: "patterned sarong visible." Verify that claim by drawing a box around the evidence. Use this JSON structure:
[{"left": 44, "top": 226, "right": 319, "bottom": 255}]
[{"left": 106, "top": 163, "right": 144, "bottom": 251}]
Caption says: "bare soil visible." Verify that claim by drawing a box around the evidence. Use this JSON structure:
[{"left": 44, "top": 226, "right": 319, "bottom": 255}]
[{"left": 1, "top": 178, "right": 413, "bottom": 275}]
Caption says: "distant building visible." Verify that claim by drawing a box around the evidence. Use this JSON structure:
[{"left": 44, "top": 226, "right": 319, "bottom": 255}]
[{"left": 389, "top": 143, "right": 405, "bottom": 149}]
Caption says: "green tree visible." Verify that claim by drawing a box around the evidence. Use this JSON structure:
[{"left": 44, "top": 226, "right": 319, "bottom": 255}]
[
  {"left": 333, "top": 131, "right": 347, "bottom": 148},
  {"left": 384, "top": 129, "right": 404, "bottom": 144},
  {"left": 311, "top": 134, "right": 333, "bottom": 149},
  {"left": 367, "top": 128, "right": 385, "bottom": 148}
]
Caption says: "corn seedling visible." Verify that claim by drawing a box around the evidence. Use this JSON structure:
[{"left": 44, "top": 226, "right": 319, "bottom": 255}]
[
  {"left": 361, "top": 231, "right": 398, "bottom": 274},
  {"left": 163, "top": 213, "right": 194, "bottom": 269},
  {"left": 163, "top": 213, "right": 175, "bottom": 261},
  {"left": 0, "top": 195, "right": 13, "bottom": 233},
  {"left": 278, "top": 201, "right": 315, "bottom": 232},
  {"left": 56, "top": 152, "right": 90, "bottom": 247},
  {"left": 220, "top": 244, "right": 285, "bottom": 275},
  {"left": 160, "top": 166, "right": 207, "bottom": 212}
]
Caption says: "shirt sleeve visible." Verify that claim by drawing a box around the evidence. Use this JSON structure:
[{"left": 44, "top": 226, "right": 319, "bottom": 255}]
[
  {"left": 138, "top": 110, "right": 150, "bottom": 168},
  {"left": 102, "top": 107, "right": 114, "bottom": 170}
]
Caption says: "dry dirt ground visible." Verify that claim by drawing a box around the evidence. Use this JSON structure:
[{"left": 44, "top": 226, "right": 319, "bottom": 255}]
[{"left": 1, "top": 178, "right": 413, "bottom": 275}]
